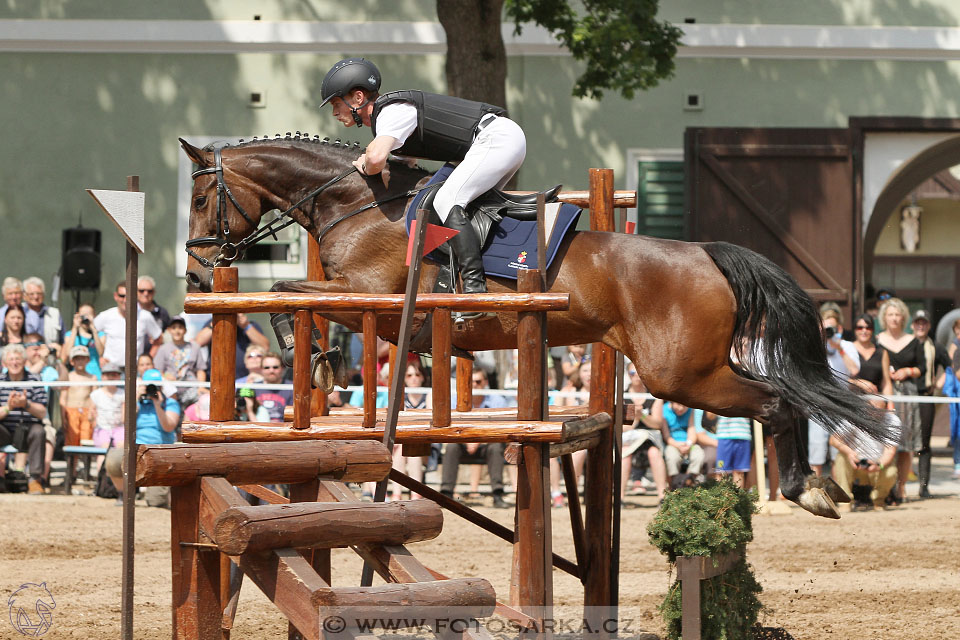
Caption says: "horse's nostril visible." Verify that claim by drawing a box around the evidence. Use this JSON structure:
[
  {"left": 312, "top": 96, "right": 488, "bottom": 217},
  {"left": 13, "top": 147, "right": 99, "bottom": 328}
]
[{"left": 186, "top": 272, "right": 201, "bottom": 286}]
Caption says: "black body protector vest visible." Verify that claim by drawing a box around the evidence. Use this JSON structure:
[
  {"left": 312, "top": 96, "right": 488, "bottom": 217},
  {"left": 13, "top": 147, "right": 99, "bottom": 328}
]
[{"left": 371, "top": 90, "right": 507, "bottom": 162}]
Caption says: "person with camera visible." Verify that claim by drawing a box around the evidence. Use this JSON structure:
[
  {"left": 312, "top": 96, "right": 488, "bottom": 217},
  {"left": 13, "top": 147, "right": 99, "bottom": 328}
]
[
  {"left": 0, "top": 344, "right": 50, "bottom": 494},
  {"left": 105, "top": 368, "right": 180, "bottom": 507},
  {"left": 60, "top": 303, "right": 105, "bottom": 378},
  {"left": 235, "top": 386, "right": 270, "bottom": 422},
  {"left": 829, "top": 432, "right": 897, "bottom": 511},
  {"left": 808, "top": 305, "right": 860, "bottom": 478}
]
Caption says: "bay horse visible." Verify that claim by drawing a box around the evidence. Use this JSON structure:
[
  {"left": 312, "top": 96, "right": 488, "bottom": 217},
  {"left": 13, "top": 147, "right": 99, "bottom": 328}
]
[{"left": 180, "top": 136, "right": 896, "bottom": 519}]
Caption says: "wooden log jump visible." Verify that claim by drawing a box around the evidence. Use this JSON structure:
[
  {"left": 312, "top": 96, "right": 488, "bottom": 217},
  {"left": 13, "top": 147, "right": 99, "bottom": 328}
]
[
  {"left": 158, "top": 172, "right": 634, "bottom": 640},
  {"left": 213, "top": 500, "right": 443, "bottom": 555}
]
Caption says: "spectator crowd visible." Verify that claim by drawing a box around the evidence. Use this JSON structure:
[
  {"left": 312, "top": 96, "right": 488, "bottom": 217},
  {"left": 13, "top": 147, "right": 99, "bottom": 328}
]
[{"left": 3, "top": 273, "right": 960, "bottom": 516}]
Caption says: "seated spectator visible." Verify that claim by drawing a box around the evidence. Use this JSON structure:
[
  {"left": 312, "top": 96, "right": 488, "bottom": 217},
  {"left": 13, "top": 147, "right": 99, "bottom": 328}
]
[
  {"left": 105, "top": 369, "right": 180, "bottom": 507},
  {"left": 235, "top": 387, "right": 271, "bottom": 422},
  {"left": 24, "top": 334, "right": 65, "bottom": 383},
  {"left": 153, "top": 316, "right": 207, "bottom": 407},
  {"left": 0, "top": 344, "right": 50, "bottom": 494},
  {"left": 649, "top": 398, "right": 705, "bottom": 483},
  {"left": 947, "top": 317, "right": 960, "bottom": 362},
  {"left": 619, "top": 365, "right": 668, "bottom": 502},
  {"left": 23, "top": 277, "right": 63, "bottom": 350},
  {"left": 195, "top": 312, "right": 269, "bottom": 379},
  {"left": 390, "top": 361, "right": 431, "bottom": 501},
  {"left": 829, "top": 432, "right": 897, "bottom": 511},
  {"left": 440, "top": 367, "right": 509, "bottom": 508},
  {"left": 255, "top": 352, "right": 294, "bottom": 422},
  {"left": 709, "top": 414, "right": 753, "bottom": 487},
  {"left": 0, "top": 277, "right": 26, "bottom": 318},
  {"left": 61, "top": 304, "right": 105, "bottom": 378},
  {"left": 1, "top": 304, "right": 26, "bottom": 347},
  {"left": 61, "top": 346, "right": 97, "bottom": 452},
  {"left": 89, "top": 362, "right": 125, "bottom": 474},
  {"left": 561, "top": 343, "right": 590, "bottom": 384},
  {"left": 236, "top": 345, "right": 266, "bottom": 383}
]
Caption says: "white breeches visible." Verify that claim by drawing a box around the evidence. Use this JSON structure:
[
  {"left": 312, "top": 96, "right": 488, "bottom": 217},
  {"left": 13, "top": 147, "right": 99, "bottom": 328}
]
[{"left": 433, "top": 116, "right": 526, "bottom": 222}]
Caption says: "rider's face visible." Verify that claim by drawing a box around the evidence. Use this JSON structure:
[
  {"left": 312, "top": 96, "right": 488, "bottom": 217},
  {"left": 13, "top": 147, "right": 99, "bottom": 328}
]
[{"left": 330, "top": 96, "right": 357, "bottom": 127}]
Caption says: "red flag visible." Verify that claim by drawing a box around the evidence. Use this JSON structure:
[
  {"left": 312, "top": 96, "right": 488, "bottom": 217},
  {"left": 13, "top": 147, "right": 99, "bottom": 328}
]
[{"left": 406, "top": 221, "right": 460, "bottom": 266}]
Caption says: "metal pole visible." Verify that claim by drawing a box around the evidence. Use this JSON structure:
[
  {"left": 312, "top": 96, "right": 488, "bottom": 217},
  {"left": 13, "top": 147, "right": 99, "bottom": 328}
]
[{"left": 121, "top": 175, "right": 139, "bottom": 640}]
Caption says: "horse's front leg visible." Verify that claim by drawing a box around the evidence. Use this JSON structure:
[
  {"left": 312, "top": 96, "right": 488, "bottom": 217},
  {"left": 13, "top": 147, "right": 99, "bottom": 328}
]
[
  {"left": 268, "top": 278, "right": 356, "bottom": 392},
  {"left": 770, "top": 408, "right": 850, "bottom": 518}
]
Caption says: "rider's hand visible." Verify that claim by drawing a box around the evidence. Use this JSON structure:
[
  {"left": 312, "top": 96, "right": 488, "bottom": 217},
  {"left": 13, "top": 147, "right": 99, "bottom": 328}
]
[{"left": 353, "top": 154, "right": 368, "bottom": 175}]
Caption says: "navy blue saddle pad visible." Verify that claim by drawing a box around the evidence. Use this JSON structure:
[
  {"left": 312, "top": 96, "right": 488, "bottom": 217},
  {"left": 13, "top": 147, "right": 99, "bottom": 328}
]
[{"left": 405, "top": 164, "right": 581, "bottom": 280}]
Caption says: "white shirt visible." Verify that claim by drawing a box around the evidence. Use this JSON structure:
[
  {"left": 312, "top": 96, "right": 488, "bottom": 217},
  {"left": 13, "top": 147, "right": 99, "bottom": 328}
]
[
  {"left": 374, "top": 102, "right": 418, "bottom": 150},
  {"left": 94, "top": 306, "right": 162, "bottom": 364},
  {"left": 89, "top": 387, "right": 124, "bottom": 430},
  {"left": 826, "top": 338, "right": 859, "bottom": 380}
]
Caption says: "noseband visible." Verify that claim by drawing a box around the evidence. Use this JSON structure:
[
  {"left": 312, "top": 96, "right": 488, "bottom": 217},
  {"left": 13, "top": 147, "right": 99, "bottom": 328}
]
[{"left": 184, "top": 145, "right": 357, "bottom": 269}]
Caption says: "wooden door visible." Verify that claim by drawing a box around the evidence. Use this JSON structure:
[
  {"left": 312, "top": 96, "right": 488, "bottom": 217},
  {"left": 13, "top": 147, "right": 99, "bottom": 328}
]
[{"left": 685, "top": 127, "right": 856, "bottom": 312}]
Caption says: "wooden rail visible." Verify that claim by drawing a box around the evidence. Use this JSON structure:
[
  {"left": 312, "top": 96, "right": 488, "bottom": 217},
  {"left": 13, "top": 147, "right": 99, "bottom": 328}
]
[{"left": 183, "top": 291, "right": 570, "bottom": 314}]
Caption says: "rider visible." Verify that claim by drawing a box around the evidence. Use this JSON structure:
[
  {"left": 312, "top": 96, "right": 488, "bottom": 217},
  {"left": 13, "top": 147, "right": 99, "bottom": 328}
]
[{"left": 318, "top": 57, "right": 527, "bottom": 320}]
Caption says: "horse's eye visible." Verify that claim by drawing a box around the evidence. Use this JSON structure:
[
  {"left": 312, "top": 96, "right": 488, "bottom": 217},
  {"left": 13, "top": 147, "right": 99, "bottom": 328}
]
[{"left": 194, "top": 195, "right": 207, "bottom": 209}]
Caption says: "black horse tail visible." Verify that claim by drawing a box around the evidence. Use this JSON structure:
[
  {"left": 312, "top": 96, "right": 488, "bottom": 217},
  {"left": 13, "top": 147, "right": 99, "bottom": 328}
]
[{"left": 703, "top": 241, "right": 897, "bottom": 458}]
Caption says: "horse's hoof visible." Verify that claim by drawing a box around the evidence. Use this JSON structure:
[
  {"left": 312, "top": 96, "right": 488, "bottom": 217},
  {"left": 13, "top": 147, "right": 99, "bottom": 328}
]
[
  {"left": 818, "top": 476, "right": 851, "bottom": 504},
  {"left": 796, "top": 487, "right": 841, "bottom": 519},
  {"left": 310, "top": 352, "right": 335, "bottom": 393}
]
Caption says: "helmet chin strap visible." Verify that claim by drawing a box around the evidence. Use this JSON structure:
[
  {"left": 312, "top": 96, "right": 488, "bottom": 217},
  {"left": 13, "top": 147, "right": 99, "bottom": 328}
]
[{"left": 349, "top": 97, "right": 371, "bottom": 128}]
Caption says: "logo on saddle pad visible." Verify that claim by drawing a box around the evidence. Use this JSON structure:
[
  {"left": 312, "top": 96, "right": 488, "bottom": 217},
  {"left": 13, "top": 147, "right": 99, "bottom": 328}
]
[{"left": 508, "top": 250, "right": 529, "bottom": 271}]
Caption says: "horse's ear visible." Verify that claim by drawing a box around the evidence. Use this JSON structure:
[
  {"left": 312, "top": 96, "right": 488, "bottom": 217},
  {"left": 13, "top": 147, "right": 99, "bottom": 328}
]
[{"left": 179, "top": 138, "right": 210, "bottom": 167}]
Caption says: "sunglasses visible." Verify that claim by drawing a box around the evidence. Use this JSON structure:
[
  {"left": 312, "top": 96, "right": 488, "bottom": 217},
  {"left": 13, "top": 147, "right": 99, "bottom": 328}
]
[
  {"left": 138, "top": 288, "right": 154, "bottom": 294},
  {"left": 262, "top": 365, "right": 281, "bottom": 370},
  {"left": 24, "top": 341, "right": 43, "bottom": 347},
  {"left": 116, "top": 293, "right": 126, "bottom": 298},
  {"left": 878, "top": 293, "right": 892, "bottom": 301},
  {"left": 854, "top": 325, "right": 872, "bottom": 330}
]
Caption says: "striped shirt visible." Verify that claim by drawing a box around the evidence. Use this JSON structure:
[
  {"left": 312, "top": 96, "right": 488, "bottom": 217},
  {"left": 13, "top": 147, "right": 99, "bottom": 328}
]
[
  {"left": 715, "top": 415, "right": 752, "bottom": 441},
  {"left": 0, "top": 371, "right": 48, "bottom": 427}
]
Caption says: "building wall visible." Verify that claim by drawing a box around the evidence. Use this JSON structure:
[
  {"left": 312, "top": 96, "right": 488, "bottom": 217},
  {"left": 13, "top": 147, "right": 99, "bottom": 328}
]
[{"left": 2, "top": 1, "right": 960, "bottom": 327}]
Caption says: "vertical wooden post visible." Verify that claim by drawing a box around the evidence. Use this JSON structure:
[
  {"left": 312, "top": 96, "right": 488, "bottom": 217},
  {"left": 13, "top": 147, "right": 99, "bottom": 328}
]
[
  {"left": 292, "top": 310, "right": 312, "bottom": 431},
  {"left": 120, "top": 175, "right": 139, "bottom": 640},
  {"left": 456, "top": 358, "right": 473, "bottom": 411},
  {"left": 584, "top": 168, "right": 616, "bottom": 637},
  {"left": 288, "top": 480, "right": 327, "bottom": 640},
  {"left": 431, "top": 309, "right": 452, "bottom": 428},
  {"left": 362, "top": 311, "right": 377, "bottom": 428},
  {"left": 307, "top": 236, "right": 329, "bottom": 416},
  {"left": 511, "top": 269, "right": 552, "bottom": 638},
  {"left": 171, "top": 481, "right": 222, "bottom": 640},
  {"left": 210, "top": 267, "right": 239, "bottom": 421}
]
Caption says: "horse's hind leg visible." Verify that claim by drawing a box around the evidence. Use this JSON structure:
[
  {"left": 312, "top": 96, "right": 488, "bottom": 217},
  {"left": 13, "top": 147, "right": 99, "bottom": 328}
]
[{"left": 681, "top": 367, "right": 845, "bottom": 518}]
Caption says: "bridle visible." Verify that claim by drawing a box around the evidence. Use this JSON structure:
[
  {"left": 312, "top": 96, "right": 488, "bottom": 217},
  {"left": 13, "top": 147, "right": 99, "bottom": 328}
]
[{"left": 185, "top": 145, "right": 430, "bottom": 269}]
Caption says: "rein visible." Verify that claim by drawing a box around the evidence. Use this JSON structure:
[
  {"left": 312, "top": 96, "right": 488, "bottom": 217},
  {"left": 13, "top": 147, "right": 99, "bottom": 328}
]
[{"left": 185, "top": 147, "right": 432, "bottom": 268}]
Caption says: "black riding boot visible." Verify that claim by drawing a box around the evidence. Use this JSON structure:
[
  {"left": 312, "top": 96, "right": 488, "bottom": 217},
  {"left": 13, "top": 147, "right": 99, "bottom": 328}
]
[
  {"left": 442, "top": 205, "right": 492, "bottom": 321},
  {"left": 918, "top": 450, "right": 932, "bottom": 499},
  {"left": 269, "top": 312, "right": 348, "bottom": 390}
]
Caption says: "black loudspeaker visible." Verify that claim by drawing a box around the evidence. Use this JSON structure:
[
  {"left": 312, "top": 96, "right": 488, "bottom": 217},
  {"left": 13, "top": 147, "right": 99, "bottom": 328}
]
[{"left": 62, "top": 226, "right": 102, "bottom": 290}]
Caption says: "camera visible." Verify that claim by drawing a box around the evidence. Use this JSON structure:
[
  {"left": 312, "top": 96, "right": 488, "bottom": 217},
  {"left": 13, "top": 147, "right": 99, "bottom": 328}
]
[
  {"left": 81, "top": 316, "right": 92, "bottom": 328},
  {"left": 857, "top": 458, "right": 872, "bottom": 469},
  {"left": 824, "top": 326, "right": 837, "bottom": 339},
  {"left": 139, "top": 384, "right": 160, "bottom": 404}
]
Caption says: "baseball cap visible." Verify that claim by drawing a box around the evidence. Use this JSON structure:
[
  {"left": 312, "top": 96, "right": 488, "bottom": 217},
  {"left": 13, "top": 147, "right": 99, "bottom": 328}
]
[
  {"left": 101, "top": 362, "right": 122, "bottom": 374},
  {"left": 168, "top": 316, "right": 186, "bottom": 327},
  {"left": 69, "top": 345, "right": 90, "bottom": 360},
  {"left": 912, "top": 310, "right": 931, "bottom": 323},
  {"left": 142, "top": 368, "right": 163, "bottom": 382}
]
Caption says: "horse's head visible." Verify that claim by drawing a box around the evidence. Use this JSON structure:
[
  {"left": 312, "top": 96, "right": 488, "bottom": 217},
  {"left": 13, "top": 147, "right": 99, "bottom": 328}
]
[{"left": 180, "top": 139, "right": 267, "bottom": 292}]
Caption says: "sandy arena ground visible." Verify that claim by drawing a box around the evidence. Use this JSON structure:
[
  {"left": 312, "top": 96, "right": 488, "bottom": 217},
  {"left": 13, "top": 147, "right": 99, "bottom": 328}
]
[{"left": 1, "top": 457, "right": 958, "bottom": 640}]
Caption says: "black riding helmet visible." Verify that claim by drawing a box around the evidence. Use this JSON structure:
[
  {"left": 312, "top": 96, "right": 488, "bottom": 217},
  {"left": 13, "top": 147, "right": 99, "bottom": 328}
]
[{"left": 319, "top": 57, "right": 381, "bottom": 108}]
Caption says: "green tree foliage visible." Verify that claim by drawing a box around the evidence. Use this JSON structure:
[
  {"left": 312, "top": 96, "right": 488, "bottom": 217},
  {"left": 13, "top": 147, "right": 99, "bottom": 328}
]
[
  {"left": 648, "top": 480, "right": 763, "bottom": 640},
  {"left": 504, "top": 0, "right": 682, "bottom": 99}
]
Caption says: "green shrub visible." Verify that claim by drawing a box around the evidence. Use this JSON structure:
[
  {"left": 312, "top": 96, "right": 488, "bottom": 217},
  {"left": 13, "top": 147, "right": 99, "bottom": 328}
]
[{"left": 647, "top": 479, "right": 763, "bottom": 640}]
